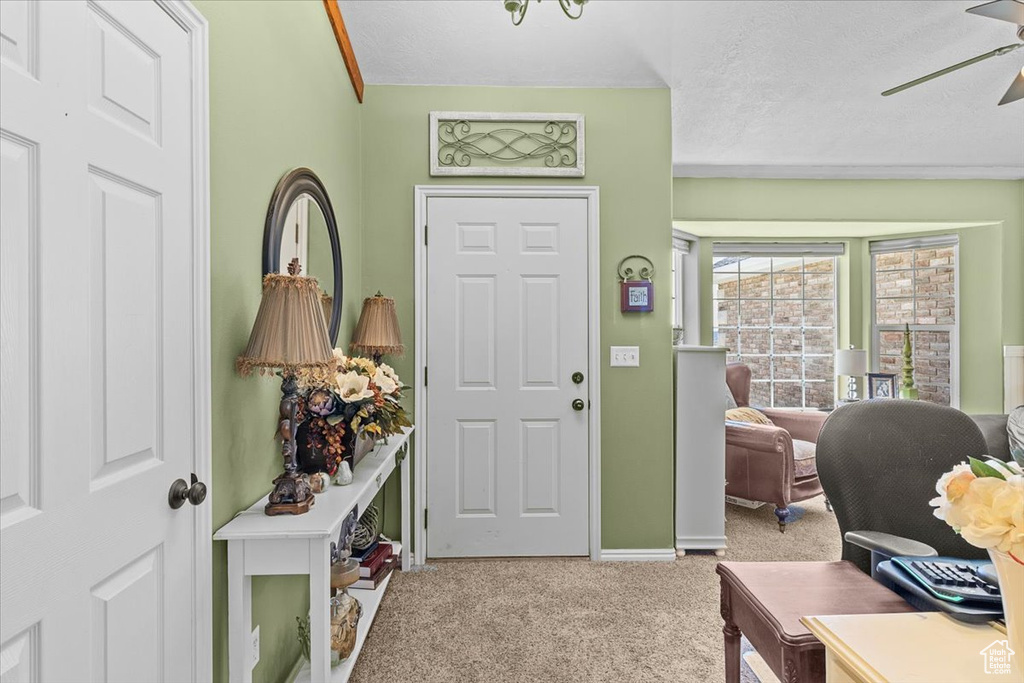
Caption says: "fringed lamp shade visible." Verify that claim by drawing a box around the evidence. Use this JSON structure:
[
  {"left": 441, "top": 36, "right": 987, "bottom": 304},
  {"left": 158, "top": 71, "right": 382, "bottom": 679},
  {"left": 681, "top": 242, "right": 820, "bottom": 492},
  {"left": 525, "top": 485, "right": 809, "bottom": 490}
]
[
  {"left": 350, "top": 292, "right": 403, "bottom": 360},
  {"left": 236, "top": 272, "right": 334, "bottom": 377}
]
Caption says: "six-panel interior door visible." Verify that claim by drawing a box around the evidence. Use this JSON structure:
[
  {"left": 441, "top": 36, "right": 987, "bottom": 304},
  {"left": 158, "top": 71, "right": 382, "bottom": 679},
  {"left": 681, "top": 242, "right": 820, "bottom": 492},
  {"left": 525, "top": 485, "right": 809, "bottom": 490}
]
[
  {"left": 0, "top": 1, "right": 197, "bottom": 680},
  {"left": 426, "top": 196, "right": 590, "bottom": 557}
]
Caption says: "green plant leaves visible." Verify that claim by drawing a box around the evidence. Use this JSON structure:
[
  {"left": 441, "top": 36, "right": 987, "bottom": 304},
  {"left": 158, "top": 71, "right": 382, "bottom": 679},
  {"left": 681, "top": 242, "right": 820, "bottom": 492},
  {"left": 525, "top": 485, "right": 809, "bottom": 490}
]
[{"left": 969, "top": 456, "right": 1007, "bottom": 481}]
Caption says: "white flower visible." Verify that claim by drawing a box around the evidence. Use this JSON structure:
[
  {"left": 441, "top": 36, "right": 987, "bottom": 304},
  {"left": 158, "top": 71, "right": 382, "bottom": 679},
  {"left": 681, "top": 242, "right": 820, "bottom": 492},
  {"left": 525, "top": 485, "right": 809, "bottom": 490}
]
[
  {"left": 929, "top": 462, "right": 975, "bottom": 521},
  {"left": 350, "top": 356, "right": 376, "bottom": 374},
  {"left": 336, "top": 371, "right": 373, "bottom": 403},
  {"left": 953, "top": 476, "right": 1024, "bottom": 556},
  {"left": 373, "top": 367, "right": 398, "bottom": 395}
]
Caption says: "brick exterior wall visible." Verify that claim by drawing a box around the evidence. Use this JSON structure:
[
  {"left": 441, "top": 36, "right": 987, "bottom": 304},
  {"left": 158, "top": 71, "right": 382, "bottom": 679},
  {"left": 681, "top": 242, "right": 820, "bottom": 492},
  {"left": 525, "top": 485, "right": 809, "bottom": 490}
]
[
  {"left": 713, "top": 258, "right": 835, "bottom": 408},
  {"left": 874, "top": 247, "right": 955, "bottom": 406}
]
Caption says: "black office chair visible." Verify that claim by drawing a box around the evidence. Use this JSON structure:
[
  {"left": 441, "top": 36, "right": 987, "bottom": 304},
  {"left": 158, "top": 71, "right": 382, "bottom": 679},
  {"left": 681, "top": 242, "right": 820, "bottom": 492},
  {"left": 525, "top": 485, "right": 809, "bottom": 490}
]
[{"left": 816, "top": 400, "right": 999, "bottom": 575}]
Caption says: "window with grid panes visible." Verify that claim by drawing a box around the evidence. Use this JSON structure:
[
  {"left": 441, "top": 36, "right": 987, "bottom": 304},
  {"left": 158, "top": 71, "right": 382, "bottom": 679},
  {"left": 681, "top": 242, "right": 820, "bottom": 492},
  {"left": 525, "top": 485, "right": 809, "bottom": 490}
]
[
  {"left": 712, "top": 255, "right": 837, "bottom": 408},
  {"left": 871, "top": 239, "right": 957, "bottom": 407}
]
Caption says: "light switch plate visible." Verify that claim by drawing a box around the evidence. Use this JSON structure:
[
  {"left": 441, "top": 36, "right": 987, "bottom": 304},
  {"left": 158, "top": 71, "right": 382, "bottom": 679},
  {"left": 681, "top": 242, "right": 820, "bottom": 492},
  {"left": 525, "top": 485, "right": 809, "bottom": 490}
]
[
  {"left": 610, "top": 346, "right": 640, "bottom": 367},
  {"left": 251, "top": 625, "right": 260, "bottom": 669}
]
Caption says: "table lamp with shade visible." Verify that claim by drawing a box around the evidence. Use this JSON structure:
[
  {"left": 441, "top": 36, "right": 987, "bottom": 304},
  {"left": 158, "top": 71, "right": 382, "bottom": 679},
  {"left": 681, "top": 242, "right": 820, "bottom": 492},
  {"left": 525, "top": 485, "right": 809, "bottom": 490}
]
[
  {"left": 237, "top": 259, "right": 334, "bottom": 515},
  {"left": 350, "top": 291, "right": 403, "bottom": 365},
  {"left": 835, "top": 346, "right": 868, "bottom": 402}
]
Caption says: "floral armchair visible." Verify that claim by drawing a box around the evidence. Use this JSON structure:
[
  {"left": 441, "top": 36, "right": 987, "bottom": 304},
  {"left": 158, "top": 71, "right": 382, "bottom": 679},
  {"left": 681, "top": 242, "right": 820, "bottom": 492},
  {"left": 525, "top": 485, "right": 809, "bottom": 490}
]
[{"left": 725, "top": 363, "right": 829, "bottom": 532}]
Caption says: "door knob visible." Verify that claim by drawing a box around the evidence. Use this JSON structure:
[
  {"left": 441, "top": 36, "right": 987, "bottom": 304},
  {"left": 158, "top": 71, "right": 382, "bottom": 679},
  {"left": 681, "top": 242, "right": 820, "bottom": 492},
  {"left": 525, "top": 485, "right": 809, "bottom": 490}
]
[
  {"left": 572, "top": 398, "right": 586, "bottom": 411},
  {"left": 571, "top": 372, "right": 584, "bottom": 384},
  {"left": 168, "top": 473, "right": 207, "bottom": 509}
]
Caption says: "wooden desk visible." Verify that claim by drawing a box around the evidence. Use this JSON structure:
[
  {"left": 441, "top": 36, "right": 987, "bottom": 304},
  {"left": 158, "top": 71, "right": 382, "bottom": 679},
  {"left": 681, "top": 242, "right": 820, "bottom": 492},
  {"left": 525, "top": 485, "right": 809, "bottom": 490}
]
[
  {"left": 214, "top": 428, "right": 412, "bottom": 683},
  {"left": 802, "top": 612, "right": 1016, "bottom": 683},
  {"left": 717, "top": 561, "right": 915, "bottom": 683}
]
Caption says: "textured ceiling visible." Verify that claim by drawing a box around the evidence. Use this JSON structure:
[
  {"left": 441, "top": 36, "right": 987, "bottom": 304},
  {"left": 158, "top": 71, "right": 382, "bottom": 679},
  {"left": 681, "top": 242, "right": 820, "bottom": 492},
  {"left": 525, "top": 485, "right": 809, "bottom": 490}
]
[{"left": 339, "top": 0, "right": 1024, "bottom": 178}]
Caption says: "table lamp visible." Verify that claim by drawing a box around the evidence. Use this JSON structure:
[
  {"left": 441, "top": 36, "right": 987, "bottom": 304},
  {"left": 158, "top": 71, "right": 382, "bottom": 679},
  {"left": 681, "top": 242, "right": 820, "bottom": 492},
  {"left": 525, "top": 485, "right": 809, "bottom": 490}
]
[
  {"left": 835, "top": 346, "right": 868, "bottom": 402},
  {"left": 350, "top": 291, "right": 403, "bottom": 364},
  {"left": 237, "top": 259, "right": 334, "bottom": 515}
]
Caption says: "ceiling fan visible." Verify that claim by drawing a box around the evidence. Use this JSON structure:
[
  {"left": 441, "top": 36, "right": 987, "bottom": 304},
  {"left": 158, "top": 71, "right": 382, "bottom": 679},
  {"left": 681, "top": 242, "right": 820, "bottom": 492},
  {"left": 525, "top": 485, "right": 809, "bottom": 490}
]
[{"left": 882, "top": 0, "right": 1024, "bottom": 105}]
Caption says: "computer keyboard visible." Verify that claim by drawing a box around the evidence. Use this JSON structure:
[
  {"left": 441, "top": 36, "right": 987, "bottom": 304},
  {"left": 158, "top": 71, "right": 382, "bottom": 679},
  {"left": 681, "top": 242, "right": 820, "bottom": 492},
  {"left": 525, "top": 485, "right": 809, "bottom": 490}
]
[{"left": 890, "top": 556, "right": 1002, "bottom": 604}]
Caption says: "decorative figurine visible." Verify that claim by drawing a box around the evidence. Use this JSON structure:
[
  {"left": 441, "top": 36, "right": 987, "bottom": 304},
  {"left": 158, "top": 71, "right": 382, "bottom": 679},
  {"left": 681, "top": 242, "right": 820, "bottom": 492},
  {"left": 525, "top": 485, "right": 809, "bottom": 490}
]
[
  {"left": 308, "top": 472, "right": 330, "bottom": 494},
  {"left": 329, "top": 507, "right": 362, "bottom": 662},
  {"left": 334, "top": 460, "right": 353, "bottom": 486},
  {"left": 899, "top": 323, "right": 919, "bottom": 400},
  {"left": 330, "top": 592, "right": 362, "bottom": 661}
]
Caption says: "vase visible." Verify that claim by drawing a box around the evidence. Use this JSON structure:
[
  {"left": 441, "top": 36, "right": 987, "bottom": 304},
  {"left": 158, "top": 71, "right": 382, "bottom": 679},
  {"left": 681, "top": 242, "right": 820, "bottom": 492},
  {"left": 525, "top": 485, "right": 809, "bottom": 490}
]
[
  {"left": 294, "top": 421, "right": 338, "bottom": 475},
  {"left": 350, "top": 431, "right": 378, "bottom": 468},
  {"left": 989, "top": 549, "right": 1024, "bottom": 674}
]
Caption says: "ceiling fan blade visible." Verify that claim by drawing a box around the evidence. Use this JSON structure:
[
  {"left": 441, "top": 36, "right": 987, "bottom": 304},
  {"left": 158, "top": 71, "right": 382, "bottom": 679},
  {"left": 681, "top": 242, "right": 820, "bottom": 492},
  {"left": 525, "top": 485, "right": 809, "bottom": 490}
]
[
  {"left": 999, "top": 67, "right": 1024, "bottom": 104},
  {"left": 882, "top": 43, "right": 1022, "bottom": 96},
  {"left": 966, "top": 0, "right": 1024, "bottom": 25}
]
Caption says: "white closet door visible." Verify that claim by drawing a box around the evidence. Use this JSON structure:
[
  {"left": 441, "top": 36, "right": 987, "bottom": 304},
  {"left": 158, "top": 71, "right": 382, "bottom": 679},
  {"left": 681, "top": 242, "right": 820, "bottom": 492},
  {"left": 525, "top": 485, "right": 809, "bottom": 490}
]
[
  {"left": 426, "top": 196, "right": 590, "bottom": 557},
  {"left": 0, "top": 1, "right": 199, "bottom": 680}
]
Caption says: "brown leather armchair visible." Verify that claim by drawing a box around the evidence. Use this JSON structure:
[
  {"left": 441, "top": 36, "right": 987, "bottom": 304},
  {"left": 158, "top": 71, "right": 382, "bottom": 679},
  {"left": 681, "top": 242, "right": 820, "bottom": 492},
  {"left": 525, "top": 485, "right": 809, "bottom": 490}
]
[{"left": 725, "top": 363, "right": 829, "bottom": 532}]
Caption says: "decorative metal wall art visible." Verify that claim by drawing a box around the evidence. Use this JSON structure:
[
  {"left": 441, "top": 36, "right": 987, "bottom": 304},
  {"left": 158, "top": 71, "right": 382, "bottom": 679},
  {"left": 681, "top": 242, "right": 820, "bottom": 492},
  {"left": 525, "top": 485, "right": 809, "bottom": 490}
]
[
  {"left": 618, "top": 254, "right": 655, "bottom": 313},
  {"left": 429, "top": 112, "right": 585, "bottom": 177}
]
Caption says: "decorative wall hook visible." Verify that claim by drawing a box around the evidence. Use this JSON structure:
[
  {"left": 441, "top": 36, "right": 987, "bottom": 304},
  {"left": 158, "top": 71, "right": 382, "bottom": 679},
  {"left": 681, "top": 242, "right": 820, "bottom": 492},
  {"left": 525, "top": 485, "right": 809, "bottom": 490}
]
[
  {"left": 617, "top": 255, "right": 655, "bottom": 312},
  {"left": 617, "top": 255, "right": 655, "bottom": 282}
]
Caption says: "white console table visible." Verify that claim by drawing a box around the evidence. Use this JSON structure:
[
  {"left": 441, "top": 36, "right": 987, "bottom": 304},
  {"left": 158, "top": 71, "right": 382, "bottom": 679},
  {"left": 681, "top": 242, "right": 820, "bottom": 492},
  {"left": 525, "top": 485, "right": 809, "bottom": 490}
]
[{"left": 214, "top": 427, "right": 413, "bottom": 683}]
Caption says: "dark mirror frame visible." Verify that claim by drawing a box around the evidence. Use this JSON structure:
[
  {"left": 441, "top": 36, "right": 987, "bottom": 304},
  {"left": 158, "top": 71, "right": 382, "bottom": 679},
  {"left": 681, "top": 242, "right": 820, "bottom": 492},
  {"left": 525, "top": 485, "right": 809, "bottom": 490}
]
[{"left": 262, "top": 168, "right": 344, "bottom": 345}]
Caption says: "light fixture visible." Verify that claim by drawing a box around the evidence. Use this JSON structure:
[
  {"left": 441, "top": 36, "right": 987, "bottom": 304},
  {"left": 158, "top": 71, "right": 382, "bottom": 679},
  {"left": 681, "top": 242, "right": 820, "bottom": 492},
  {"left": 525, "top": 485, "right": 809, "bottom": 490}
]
[
  {"left": 350, "top": 291, "right": 403, "bottom": 365},
  {"left": 237, "top": 258, "right": 334, "bottom": 515},
  {"left": 835, "top": 346, "right": 868, "bottom": 403},
  {"left": 505, "top": 0, "right": 587, "bottom": 26}
]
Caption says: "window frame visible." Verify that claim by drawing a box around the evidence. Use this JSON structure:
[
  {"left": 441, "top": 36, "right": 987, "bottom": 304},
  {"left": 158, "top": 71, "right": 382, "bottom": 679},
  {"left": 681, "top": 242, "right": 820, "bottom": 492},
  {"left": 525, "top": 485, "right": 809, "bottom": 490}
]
[
  {"left": 671, "top": 231, "right": 689, "bottom": 336},
  {"left": 711, "top": 250, "right": 839, "bottom": 409},
  {"left": 869, "top": 237, "right": 960, "bottom": 408}
]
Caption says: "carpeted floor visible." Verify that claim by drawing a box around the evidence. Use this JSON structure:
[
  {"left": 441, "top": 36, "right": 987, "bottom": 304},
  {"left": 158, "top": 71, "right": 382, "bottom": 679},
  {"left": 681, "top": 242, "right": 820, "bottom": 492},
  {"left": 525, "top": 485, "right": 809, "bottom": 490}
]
[{"left": 351, "top": 497, "right": 841, "bottom": 683}]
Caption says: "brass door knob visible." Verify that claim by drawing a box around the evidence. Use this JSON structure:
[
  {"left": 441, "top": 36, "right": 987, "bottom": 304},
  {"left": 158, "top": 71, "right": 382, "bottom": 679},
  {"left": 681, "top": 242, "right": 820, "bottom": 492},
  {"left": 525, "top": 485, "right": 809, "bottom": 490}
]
[
  {"left": 572, "top": 398, "right": 586, "bottom": 411},
  {"left": 168, "top": 473, "right": 208, "bottom": 509}
]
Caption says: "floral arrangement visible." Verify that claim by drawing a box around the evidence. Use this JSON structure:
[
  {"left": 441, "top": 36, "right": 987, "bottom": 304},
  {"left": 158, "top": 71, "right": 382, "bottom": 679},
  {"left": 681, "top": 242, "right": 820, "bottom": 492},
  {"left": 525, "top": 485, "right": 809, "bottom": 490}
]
[
  {"left": 294, "top": 350, "right": 411, "bottom": 476},
  {"left": 930, "top": 449, "right": 1024, "bottom": 563}
]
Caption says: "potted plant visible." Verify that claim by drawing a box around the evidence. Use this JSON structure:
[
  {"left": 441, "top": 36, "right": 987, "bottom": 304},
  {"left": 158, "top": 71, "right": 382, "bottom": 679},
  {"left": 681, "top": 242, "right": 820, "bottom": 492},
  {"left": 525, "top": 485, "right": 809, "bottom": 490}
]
[{"left": 293, "top": 350, "right": 411, "bottom": 477}]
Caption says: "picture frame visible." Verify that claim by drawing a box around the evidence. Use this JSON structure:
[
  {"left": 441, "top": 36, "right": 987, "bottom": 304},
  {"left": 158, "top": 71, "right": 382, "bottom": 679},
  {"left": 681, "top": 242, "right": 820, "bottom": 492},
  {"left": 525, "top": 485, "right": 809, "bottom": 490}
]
[
  {"left": 867, "top": 372, "right": 898, "bottom": 400},
  {"left": 620, "top": 280, "right": 654, "bottom": 312}
]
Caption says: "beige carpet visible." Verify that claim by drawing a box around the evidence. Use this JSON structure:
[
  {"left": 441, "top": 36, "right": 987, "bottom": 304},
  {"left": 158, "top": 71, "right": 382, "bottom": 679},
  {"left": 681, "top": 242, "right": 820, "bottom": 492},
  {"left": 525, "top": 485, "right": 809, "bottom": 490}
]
[{"left": 352, "top": 497, "right": 841, "bottom": 683}]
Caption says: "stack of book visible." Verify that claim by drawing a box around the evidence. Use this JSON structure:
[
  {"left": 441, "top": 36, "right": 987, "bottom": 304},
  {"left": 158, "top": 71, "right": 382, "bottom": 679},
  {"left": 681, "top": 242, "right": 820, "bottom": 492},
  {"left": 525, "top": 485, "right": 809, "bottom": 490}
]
[{"left": 350, "top": 538, "right": 401, "bottom": 590}]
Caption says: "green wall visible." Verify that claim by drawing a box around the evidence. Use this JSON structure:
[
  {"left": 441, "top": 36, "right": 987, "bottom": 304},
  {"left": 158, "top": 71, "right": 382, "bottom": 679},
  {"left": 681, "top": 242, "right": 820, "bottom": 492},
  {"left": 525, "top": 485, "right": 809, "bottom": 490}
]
[
  {"left": 675, "top": 179, "right": 1024, "bottom": 413},
  {"left": 196, "top": 2, "right": 364, "bottom": 682},
  {"left": 360, "top": 86, "right": 676, "bottom": 551}
]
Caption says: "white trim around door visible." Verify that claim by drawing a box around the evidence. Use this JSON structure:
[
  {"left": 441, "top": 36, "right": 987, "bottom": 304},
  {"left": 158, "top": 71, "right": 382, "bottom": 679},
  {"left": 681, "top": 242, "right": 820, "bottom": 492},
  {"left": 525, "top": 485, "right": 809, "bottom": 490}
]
[
  {"left": 157, "top": 1, "right": 212, "bottom": 679},
  {"left": 413, "top": 185, "right": 601, "bottom": 562}
]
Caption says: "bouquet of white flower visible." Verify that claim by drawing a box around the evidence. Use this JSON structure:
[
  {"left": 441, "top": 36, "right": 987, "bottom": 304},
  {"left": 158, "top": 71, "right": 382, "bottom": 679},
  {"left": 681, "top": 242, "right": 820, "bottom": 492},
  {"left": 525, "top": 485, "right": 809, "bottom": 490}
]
[
  {"left": 292, "top": 350, "right": 411, "bottom": 476},
  {"left": 931, "top": 449, "right": 1024, "bottom": 670},
  {"left": 930, "top": 454, "right": 1024, "bottom": 561}
]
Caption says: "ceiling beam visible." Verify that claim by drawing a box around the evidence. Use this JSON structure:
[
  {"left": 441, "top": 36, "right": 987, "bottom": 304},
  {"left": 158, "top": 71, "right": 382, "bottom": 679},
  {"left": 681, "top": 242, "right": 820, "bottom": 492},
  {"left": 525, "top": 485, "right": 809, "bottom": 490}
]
[{"left": 323, "top": 0, "right": 364, "bottom": 103}]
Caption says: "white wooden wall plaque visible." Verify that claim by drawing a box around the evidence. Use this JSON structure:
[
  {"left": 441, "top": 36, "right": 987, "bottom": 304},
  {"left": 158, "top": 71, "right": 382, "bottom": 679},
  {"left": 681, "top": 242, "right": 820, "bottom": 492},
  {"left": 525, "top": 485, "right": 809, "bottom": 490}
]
[{"left": 429, "top": 112, "right": 585, "bottom": 177}]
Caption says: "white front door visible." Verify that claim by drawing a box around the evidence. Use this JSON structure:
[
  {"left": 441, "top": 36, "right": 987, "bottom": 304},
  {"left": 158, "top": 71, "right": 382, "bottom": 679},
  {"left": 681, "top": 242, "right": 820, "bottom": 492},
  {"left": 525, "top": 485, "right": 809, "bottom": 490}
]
[
  {"left": 1, "top": 1, "right": 201, "bottom": 680},
  {"left": 426, "top": 196, "right": 590, "bottom": 557}
]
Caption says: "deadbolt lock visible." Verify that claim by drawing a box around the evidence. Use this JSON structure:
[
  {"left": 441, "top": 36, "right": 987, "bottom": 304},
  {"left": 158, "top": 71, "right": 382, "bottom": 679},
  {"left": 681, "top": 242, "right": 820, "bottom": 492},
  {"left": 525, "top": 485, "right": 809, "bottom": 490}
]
[{"left": 571, "top": 372, "right": 584, "bottom": 384}]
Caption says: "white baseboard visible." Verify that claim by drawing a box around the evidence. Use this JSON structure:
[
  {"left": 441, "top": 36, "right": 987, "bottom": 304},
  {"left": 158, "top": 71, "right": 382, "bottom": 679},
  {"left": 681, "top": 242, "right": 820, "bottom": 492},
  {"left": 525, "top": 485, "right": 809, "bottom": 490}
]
[
  {"left": 675, "top": 535, "right": 728, "bottom": 554},
  {"left": 599, "top": 548, "right": 676, "bottom": 562},
  {"left": 283, "top": 655, "right": 304, "bottom": 683}
]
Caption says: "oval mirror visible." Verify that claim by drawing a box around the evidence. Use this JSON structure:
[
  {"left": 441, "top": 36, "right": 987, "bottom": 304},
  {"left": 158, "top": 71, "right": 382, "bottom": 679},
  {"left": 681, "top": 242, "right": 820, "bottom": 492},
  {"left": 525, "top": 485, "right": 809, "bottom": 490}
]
[{"left": 262, "top": 168, "right": 343, "bottom": 345}]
